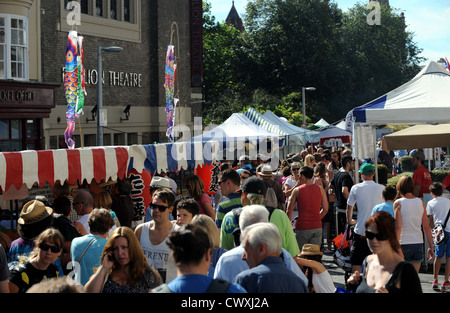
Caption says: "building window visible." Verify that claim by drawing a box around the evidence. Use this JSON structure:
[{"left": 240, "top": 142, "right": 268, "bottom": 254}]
[
  {"left": 65, "top": 0, "right": 135, "bottom": 23},
  {"left": 0, "top": 120, "right": 23, "bottom": 152},
  {"left": 61, "top": 0, "right": 140, "bottom": 42},
  {"left": 0, "top": 15, "right": 28, "bottom": 80},
  {"left": 123, "top": 0, "right": 130, "bottom": 22},
  {"left": 114, "top": 133, "right": 125, "bottom": 145},
  {"left": 96, "top": 0, "right": 104, "bottom": 17},
  {"left": 127, "top": 132, "right": 138, "bottom": 145}
]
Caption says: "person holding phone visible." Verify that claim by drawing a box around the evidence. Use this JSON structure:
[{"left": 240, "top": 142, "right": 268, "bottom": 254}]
[{"left": 84, "top": 227, "right": 162, "bottom": 293}]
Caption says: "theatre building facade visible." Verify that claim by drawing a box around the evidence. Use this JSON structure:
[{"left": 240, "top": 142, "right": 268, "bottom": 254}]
[{"left": 0, "top": 0, "right": 203, "bottom": 151}]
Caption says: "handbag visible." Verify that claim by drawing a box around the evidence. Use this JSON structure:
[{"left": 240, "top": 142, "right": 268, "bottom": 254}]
[
  {"left": 77, "top": 236, "right": 99, "bottom": 263},
  {"left": 432, "top": 208, "right": 450, "bottom": 245}
]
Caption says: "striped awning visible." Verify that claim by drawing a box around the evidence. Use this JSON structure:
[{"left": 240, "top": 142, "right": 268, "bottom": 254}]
[
  {"left": 244, "top": 107, "right": 287, "bottom": 136},
  {"left": 0, "top": 146, "right": 129, "bottom": 192},
  {"left": 128, "top": 141, "right": 219, "bottom": 174}
]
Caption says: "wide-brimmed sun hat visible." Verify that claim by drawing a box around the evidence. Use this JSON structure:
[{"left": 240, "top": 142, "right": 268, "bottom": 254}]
[{"left": 18, "top": 200, "right": 53, "bottom": 225}]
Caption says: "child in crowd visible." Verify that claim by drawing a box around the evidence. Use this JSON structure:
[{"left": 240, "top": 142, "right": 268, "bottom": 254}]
[
  {"left": 371, "top": 185, "right": 397, "bottom": 218},
  {"left": 426, "top": 182, "right": 450, "bottom": 291}
]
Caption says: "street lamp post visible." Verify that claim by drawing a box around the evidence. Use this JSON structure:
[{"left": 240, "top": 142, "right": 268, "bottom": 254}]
[
  {"left": 97, "top": 46, "right": 123, "bottom": 146},
  {"left": 301, "top": 87, "right": 316, "bottom": 129}
]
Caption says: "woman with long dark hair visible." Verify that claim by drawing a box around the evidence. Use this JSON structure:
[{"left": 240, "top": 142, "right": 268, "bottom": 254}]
[{"left": 185, "top": 175, "right": 215, "bottom": 220}]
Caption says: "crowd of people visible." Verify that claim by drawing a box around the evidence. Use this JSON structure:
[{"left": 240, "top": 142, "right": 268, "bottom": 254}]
[{"left": 0, "top": 145, "right": 449, "bottom": 294}]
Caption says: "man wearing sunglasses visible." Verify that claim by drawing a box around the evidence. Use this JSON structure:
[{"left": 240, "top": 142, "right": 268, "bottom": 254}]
[
  {"left": 135, "top": 188, "right": 179, "bottom": 284},
  {"left": 72, "top": 190, "right": 95, "bottom": 236},
  {"left": 215, "top": 169, "right": 242, "bottom": 229}
]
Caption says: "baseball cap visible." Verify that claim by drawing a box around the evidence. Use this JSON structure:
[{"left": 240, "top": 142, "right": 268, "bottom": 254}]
[
  {"left": 239, "top": 177, "right": 267, "bottom": 195},
  {"left": 410, "top": 150, "right": 425, "bottom": 160},
  {"left": 358, "top": 163, "right": 375, "bottom": 175}
]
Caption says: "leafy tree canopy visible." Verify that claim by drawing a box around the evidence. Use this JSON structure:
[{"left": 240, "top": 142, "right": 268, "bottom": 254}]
[{"left": 202, "top": 0, "right": 424, "bottom": 127}]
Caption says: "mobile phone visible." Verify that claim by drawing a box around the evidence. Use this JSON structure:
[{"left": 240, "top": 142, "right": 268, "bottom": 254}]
[{"left": 107, "top": 253, "right": 115, "bottom": 261}]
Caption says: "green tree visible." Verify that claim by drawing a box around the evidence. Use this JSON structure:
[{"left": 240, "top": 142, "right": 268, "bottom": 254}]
[
  {"left": 338, "top": 2, "right": 425, "bottom": 115},
  {"left": 202, "top": 0, "right": 424, "bottom": 126},
  {"left": 203, "top": 1, "right": 248, "bottom": 124}
]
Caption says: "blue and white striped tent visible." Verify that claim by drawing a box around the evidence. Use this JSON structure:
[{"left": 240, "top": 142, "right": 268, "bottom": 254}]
[
  {"left": 244, "top": 107, "right": 320, "bottom": 146},
  {"left": 128, "top": 141, "right": 220, "bottom": 174}
]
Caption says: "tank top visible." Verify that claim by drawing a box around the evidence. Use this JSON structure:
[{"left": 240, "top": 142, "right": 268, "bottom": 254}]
[
  {"left": 139, "top": 222, "right": 179, "bottom": 283},
  {"left": 397, "top": 197, "right": 424, "bottom": 245},
  {"left": 295, "top": 184, "right": 323, "bottom": 230}
]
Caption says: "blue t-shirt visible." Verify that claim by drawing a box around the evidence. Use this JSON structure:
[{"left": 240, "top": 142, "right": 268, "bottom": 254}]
[
  {"left": 371, "top": 201, "right": 395, "bottom": 218},
  {"left": 167, "top": 274, "right": 247, "bottom": 293}
]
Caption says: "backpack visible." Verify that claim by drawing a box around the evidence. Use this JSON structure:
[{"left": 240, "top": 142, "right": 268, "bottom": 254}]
[
  {"left": 263, "top": 181, "right": 278, "bottom": 208},
  {"left": 151, "top": 278, "right": 231, "bottom": 293},
  {"left": 232, "top": 206, "right": 276, "bottom": 247}
]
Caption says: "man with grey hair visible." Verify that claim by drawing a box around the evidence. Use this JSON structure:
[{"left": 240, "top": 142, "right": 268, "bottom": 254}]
[
  {"left": 214, "top": 205, "right": 307, "bottom": 286},
  {"left": 220, "top": 177, "right": 299, "bottom": 257},
  {"left": 234, "top": 222, "right": 307, "bottom": 293}
]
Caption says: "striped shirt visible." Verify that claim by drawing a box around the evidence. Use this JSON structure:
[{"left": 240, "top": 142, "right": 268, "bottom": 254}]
[{"left": 215, "top": 193, "right": 242, "bottom": 229}]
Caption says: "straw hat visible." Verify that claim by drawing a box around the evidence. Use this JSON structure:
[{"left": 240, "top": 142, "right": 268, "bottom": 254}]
[
  {"left": 299, "top": 244, "right": 323, "bottom": 256},
  {"left": 18, "top": 200, "right": 53, "bottom": 225},
  {"left": 257, "top": 164, "right": 274, "bottom": 178}
]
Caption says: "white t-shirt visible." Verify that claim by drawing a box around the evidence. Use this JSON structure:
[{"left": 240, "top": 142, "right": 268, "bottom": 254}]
[
  {"left": 347, "top": 180, "right": 384, "bottom": 235},
  {"left": 139, "top": 222, "right": 179, "bottom": 283},
  {"left": 284, "top": 176, "right": 298, "bottom": 203},
  {"left": 426, "top": 197, "right": 450, "bottom": 232},
  {"left": 312, "top": 270, "right": 336, "bottom": 293},
  {"left": 397, "top": 197, "right": 425, "bottom": 245},
  {"left": 77, "top": 214, "right": 90, "bottom": 233}
]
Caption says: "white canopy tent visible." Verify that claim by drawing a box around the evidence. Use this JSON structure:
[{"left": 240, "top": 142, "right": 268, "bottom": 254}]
[
  {"left": 350, "top": 61, "right": 450, "bottom": 125},
  {"left": 315, "top": 118, "right": 330, "bottom": 127},
  {"left": 346, "top": 61, "right": 450, "bottom": 179},
  {"left": 190, "top": 113, "right": 284, "bottom": 163}
]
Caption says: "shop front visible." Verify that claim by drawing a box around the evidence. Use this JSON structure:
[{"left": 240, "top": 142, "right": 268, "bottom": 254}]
[{"left": 0, "top": 80, "right": 59, "bottom": 151}]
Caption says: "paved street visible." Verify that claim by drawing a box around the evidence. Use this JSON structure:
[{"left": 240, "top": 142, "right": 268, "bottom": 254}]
[{"left": 321, "top": 248, "right": 446, "bottom": 293}]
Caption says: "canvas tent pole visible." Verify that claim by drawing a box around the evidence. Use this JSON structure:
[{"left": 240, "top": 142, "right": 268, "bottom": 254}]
[
  {"left": 353, "top": 123, "right": 359, "bottom": 182},
  {"left": 373, "top": 126, "right": 378, "bottom": 183}
]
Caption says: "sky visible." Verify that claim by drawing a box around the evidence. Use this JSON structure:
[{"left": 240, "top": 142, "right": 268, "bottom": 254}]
[{"left": 208, "top": 0, "right": 450, "bottom": 65}]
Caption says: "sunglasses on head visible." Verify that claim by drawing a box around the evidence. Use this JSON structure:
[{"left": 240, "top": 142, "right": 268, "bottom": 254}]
[
  {"left": 150, "top": 203, "right": 169, "bottom": 212},
  {"left": 39, "top": 243, "right": 62, "bottom": 253},
  {"left": 365, "top": 230, "right": 388, "bottom": 241}
]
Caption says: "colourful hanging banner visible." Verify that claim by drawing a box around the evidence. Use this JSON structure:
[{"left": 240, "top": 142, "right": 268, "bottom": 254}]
[
  {"left": 64, "top": 30, "right": 86, "bottom": 149},
  {"left": 164, "top": 45, "right": 177, "bottom": 142}
]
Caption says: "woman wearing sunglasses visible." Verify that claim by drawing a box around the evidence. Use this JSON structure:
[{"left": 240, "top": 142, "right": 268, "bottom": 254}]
[
  {"left": 348, "top": 211, "right": 422, "bottom": 293},
  {"left": 9, "top": 228, "right": 64, "bottom": 293}
]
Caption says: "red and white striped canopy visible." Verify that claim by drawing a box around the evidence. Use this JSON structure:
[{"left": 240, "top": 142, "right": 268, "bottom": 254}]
[{"left": 0, "top": 146, "right": 129, "bottom": 192}]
